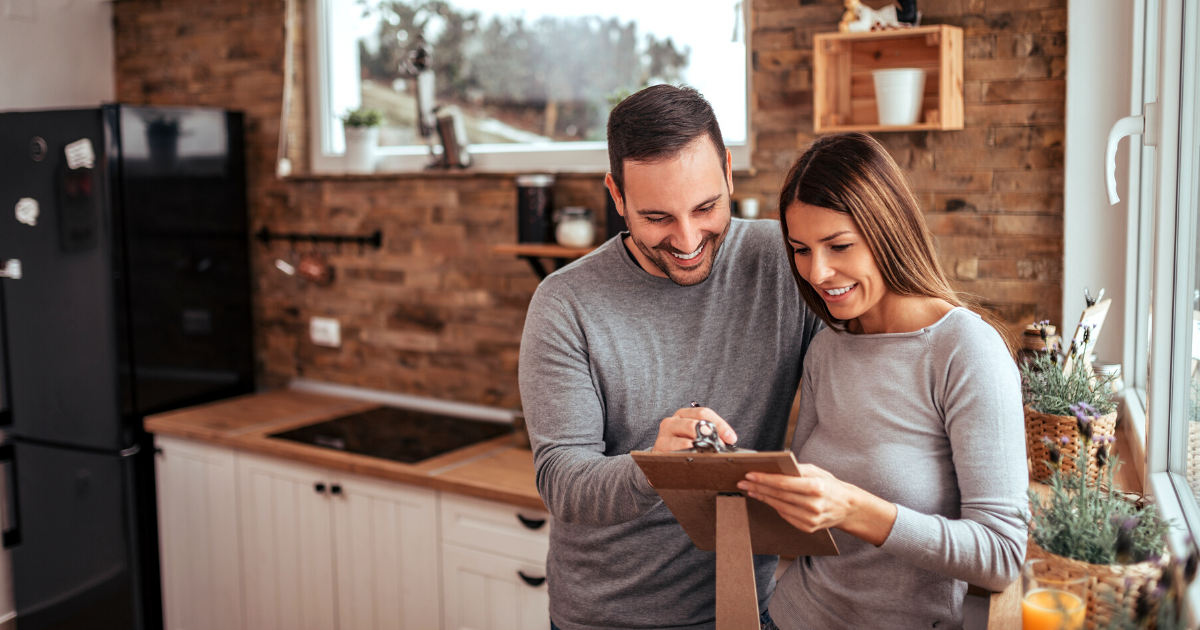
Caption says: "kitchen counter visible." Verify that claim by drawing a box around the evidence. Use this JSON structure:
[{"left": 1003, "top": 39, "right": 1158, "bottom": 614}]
[{"left": 145, "top": 389, "right": 545, "bottom": 511}]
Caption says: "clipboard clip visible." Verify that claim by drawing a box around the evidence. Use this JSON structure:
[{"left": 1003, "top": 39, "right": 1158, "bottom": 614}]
[{"left": 677, "top": 420, "right": 755, "bottom": 454}]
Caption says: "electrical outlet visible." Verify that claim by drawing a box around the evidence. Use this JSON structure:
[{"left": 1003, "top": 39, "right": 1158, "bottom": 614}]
[{"left": 310, "top": 317, "right": 341, "bottom": 348}]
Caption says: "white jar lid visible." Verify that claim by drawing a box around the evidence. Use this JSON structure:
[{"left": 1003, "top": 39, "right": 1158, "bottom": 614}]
[{"left": 516, "top": 174, "right": 555, "bottom": 187}]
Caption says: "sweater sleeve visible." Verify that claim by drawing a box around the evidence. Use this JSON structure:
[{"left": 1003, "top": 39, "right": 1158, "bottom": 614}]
[
  {"left": 518, "top": 283, "right": 662, "bottom": 526},
  {"left": 878, "top": 329, "right": 1029, "bottom": 592}
]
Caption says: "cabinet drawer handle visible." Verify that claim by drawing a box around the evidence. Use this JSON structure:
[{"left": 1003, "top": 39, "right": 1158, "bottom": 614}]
[
  {"left": 314, "top": 482, "right": 326, "bottom": 494},
  {"left": 517, "top": 571, "right": 545, "bottom": 587},
  {"left": 516, "top": 514, "right": 546, "bottom": 530},
  {"left": 330, "top": 484, "right": 342, "bottom": 495}
]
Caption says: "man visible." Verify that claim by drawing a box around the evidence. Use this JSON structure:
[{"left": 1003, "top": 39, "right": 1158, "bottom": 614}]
[{"left": 519, "top": 84, "right": 824, "bottom": 630}]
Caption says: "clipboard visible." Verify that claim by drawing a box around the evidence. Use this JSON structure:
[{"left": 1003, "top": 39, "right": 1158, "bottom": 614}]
[{"left": 632, "top": 450, "right": 839, "bottom": 630}]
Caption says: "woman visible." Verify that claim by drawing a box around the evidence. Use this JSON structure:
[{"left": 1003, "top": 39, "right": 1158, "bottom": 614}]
[{"left": 738, "top": 133, "right": 1028, "bottom": 629}]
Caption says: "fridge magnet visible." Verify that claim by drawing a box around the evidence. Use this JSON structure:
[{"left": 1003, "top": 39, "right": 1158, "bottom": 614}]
[
  {"left": 64, "top": 138, "right": 95, "bottom": 170},
  {"left": 14, "top": 197, "right": 39, "bottom": 226}
]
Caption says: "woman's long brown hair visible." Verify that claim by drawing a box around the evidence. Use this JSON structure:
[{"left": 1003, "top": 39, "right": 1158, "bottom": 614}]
[{"left": 778, "top": 132, "right": 1017, "bottom": 356}]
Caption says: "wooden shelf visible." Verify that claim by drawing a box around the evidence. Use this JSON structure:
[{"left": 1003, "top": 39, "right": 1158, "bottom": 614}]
[
  {"left": 493, "top": 243, "right": 598, "bottom": 280},
  {"left": 492, "top": 244, "right": 596, "bottom": 259},
  {"left": 813, "top": 25, "right": 963, "bottom": 133}
]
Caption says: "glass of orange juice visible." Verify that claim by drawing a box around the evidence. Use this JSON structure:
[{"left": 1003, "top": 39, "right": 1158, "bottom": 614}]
[{"left": 1022, "top": 559, "right": 1087, "bottom": 630}]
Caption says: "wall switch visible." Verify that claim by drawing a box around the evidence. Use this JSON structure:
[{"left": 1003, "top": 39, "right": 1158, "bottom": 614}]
[{"left": 310, "top": 317, "right": 341, "bottom": 348}]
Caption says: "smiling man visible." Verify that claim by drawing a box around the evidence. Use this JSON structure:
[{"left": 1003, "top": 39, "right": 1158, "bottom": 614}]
[{"left": 518, "top": 85, "right": 825, "bottom": 630}]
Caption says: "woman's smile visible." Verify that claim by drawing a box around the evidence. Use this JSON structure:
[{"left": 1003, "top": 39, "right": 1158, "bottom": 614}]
[{"left": 820, "top": 284, "right": 857, "bottom": 301}]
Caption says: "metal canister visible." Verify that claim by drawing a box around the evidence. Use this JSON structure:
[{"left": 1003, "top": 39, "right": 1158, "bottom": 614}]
[{"left": 516, "top": 174, "right": 555, "bottom": 243}]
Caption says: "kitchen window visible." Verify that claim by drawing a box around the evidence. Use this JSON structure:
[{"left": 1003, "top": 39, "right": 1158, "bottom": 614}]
[
  {"left": 1125, "top": 0, "right": 1200, "bottom": 606},
  {"left": 307, "top": 0, "right": 752, "bottom": 173}
]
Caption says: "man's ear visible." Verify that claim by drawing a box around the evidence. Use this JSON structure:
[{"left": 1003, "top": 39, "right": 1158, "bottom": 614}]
[
  {"left": 604, "top": 172, "right": 626, "bottom": 218},
  {"left": 725, "top": 149, "right": 734, "bottom": 197}
]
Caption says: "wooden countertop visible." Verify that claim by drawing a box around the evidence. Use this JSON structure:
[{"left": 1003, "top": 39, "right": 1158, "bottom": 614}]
[{"left": 145, "top": 390, "right": 545, "bottom": 511}]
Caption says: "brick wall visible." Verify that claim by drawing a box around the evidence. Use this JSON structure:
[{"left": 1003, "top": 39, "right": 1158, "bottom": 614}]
[
  {"left": 742, "top": 0, "right": 1066, "bottom": 332},
  {"left": 113, "top": 0, "right": 1065, "bottom": 408}
]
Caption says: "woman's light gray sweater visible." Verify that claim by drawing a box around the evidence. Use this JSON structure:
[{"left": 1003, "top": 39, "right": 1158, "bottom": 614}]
[{"left": 768, "top": 308, "right": 1028, "bottom": 630}]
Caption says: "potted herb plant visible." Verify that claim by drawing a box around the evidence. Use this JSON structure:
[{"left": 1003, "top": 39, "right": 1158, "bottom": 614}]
[
  {"left": 1022, "top": 321, "right": 1118, "bottom": 483},
  {"left": 341, "top": 107, "right": 383, "bottom": 174},
  {"left": 1028, "top": 425, "right": 1173, "bottom": 629}
]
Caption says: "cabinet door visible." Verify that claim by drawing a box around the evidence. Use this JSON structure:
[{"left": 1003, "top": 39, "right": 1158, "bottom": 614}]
[
  {"left": 331, "top": 473, "right": 440, "bottom": 630},
  {"left": 155, "top": 436, "right": 244, "bottom": 630},
  {"left": 441, "top": 544, "right": 549, "bottom": 630},
  {"left": 237, "top": 453, "right": 337, "bottom": 630}
]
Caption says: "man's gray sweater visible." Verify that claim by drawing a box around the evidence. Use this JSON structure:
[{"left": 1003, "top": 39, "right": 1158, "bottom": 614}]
[{"left": 519, "top": 219, "right": 823, "bottom": 630}]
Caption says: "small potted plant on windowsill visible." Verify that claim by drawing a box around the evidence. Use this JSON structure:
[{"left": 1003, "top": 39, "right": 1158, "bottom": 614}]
[
  {"left": 341, "top": 107, "right": 383, "bottom": 174},
  {"left": 1022, "top": 321, "right": 1118, "bottom": 483},
  {"left": 1028, "top": 425, "right": 1179, "bottom": 630}
]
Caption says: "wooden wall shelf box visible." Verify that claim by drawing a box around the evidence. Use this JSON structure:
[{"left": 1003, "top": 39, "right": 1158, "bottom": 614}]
[{"left": 813, "top": 25, "right": 963, "bottom": 133}]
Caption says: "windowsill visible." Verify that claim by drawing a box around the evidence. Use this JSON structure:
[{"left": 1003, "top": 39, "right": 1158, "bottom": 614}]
[
  {"left": 1118, "top": 386, "right": 1147, "bottom": 488},
  {"left": 283, "top": 168, "right": 760, "bottom": 182}
]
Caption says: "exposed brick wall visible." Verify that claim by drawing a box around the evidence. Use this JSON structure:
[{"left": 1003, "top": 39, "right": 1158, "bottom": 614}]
[
  {"left": 113, "top": 0, "right": 1064, "bottom": 408},
  {"left": 742, "top": 0, "right": 1066, "bottom": 332}
]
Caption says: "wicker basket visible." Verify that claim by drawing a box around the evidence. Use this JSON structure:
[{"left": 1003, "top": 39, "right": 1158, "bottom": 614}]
[
  {"left": 1188, "top": 422, "right": 1200, "bottom": 497},
  {"left": 1025, "top": 405, "right": 1118, "bottom": 484},
  {"left": 1027, "top": 541, "right": 1163, "bottom": 630}
]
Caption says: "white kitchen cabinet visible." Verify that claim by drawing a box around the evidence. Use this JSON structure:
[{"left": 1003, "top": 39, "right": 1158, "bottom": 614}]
[
  {"left": 441, "top": 544, "right": 549, "bottom": 630},
  {"left": 440, "top": 494, "right": 550, "bottom": 630},
  {"left": 236, "top": 451, "right": 440, "bottom": 630},
  {"left": 154, "top": 436, "right": 245, "bottom": 630},
  {"left": 237, "top": 452, "right": 338, "bottom": 630},
  {"left": 332, "top": 472, "right": 441, "bottom": 630},
  {"left": 157, "top": 436, "right": 540, "bottom": 630}
]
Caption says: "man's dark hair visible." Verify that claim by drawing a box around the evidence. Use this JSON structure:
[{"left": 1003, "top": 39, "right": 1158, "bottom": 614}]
[{"left": 606, "top": 84, "right": 727, "bottom": 200}]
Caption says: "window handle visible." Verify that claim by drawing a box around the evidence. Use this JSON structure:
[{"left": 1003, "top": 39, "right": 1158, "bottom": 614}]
[{"left": 1106, "top": 103, "right": 1158, "bottom": 205}]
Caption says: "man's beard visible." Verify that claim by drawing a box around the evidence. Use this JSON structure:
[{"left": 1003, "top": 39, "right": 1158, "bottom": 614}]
[{"left": 631, "top": 220, "right": 730, "bottom": 287}]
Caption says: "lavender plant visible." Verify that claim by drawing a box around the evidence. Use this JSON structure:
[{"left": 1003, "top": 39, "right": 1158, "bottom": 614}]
[
  {"left": 1029, "top": 407, "right": 1168, "bottom": 566},
  {"left": 1021, "top": 322, "right": 1117, "bottom": 417},
  {"left": 1099, "top": 537, "right": 1200, "bottom": 630}
]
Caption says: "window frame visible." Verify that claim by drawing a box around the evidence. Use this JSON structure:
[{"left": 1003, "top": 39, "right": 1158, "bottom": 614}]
[
  {"left": 305, "top": 0, "right": 754, "bottom": 175},
  {"left": 1134, "top": 0, "right": 1200, "bottom": 614}
]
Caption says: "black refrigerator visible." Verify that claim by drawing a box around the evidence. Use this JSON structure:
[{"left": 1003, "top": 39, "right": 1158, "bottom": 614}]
[{"left": 0, "top": 105, "right": 256, "bottom": 630}]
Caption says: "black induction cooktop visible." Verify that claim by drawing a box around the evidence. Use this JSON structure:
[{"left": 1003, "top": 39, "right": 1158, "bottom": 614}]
[{"left": 270, "top": 406, "right": 513, "bottom": 464}]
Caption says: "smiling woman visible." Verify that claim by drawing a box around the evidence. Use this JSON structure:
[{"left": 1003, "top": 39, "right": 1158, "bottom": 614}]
[{"left": 738, "top": 133, "right": 1030, "bottom": 630}]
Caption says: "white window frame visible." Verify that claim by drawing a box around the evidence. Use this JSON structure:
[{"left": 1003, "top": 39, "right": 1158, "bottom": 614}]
[
  {"left": 1131, "top": 0, "right": 1200, "bottom": 614},
  {"left": 306, "top": 0, "right": 753, "bottom": 175}
]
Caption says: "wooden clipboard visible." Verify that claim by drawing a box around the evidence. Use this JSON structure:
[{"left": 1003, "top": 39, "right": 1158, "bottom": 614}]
[
  {"left": 631, "top": 450, "right": 839, "bottom": 557},
  {"left": 632, "top": 450, "right": 839, "bottom": 629}
]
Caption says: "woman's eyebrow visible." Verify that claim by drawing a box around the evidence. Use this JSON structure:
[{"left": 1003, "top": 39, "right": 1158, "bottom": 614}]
[{"left": 819, "top": 230, "right": 852, "bottom": 243}]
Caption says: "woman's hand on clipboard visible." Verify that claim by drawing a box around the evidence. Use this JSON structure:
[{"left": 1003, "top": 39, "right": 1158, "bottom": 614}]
[{"left": 737, "top": 465, "right": 898, "bottom": 547}]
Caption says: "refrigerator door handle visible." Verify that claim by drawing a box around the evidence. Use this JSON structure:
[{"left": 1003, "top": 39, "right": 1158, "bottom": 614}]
[
  {"left": 0, "top": 443, "right": 20, "bottom": 548},
  {"left": 0, "top": 260, "right": 20, "bottom": 280}
]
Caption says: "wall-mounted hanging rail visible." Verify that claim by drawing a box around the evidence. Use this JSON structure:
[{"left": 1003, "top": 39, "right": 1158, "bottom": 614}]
[{"left": 255, "top": 226, "right": 383, "bottom": 252}]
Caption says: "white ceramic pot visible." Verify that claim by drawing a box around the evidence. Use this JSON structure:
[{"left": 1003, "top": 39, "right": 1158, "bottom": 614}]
[
  {"left": 344, "top": 126, "right": 379, "bottom": 174},
  {"left": 872, "top": 68, "right": 927, "bottom": 126}
]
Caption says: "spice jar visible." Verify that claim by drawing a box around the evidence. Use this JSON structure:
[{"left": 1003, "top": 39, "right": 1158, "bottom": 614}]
[{"left": 554, "top": 207, "right": 595, "bottom": 248}]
